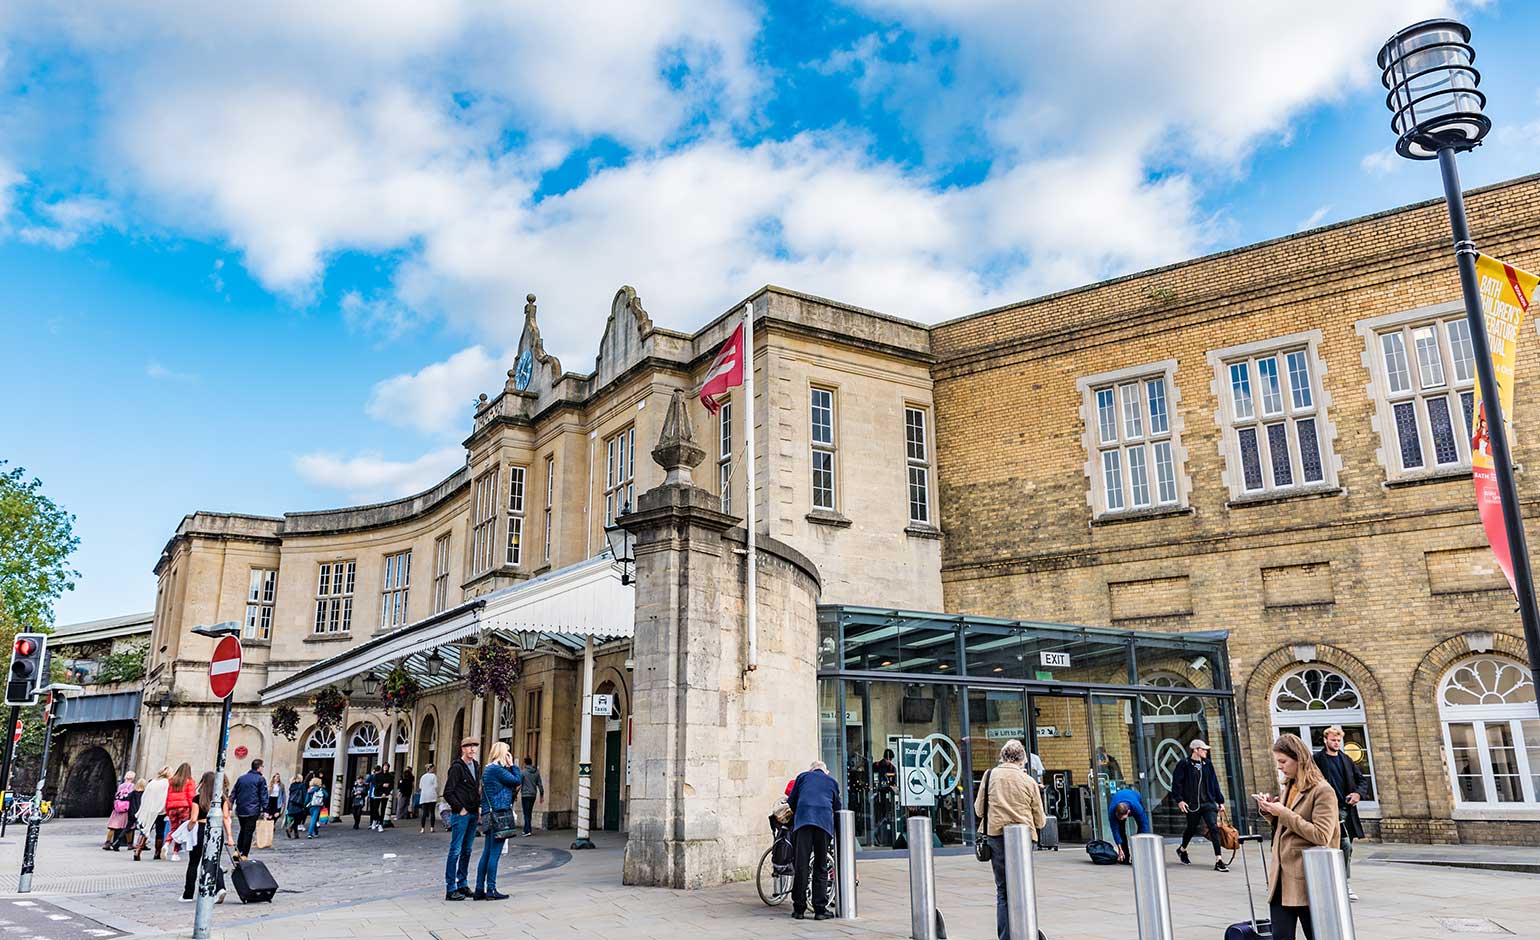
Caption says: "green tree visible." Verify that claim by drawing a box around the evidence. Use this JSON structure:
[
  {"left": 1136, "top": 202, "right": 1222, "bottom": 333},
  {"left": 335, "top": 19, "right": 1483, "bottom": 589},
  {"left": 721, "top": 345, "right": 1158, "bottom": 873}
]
[
  {"left": 0, "top": 461, "right": 80, "bottom": 639},
  {"left": 0, "top": 462, "right": 80, "bottom": 765}
]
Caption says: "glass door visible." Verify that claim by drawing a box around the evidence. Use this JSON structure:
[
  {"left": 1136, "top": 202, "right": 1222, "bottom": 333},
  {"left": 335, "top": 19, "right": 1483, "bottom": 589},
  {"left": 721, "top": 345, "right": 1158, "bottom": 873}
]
[
  {"left": 1088, "top": 694, "right": 1140, "bottom": 843},
  {"left": 963, "top": 687, "right": 1028, "bottom": 844},
  {"left": 1031, "top": 691, "right": 1093, "bottom": 843}
]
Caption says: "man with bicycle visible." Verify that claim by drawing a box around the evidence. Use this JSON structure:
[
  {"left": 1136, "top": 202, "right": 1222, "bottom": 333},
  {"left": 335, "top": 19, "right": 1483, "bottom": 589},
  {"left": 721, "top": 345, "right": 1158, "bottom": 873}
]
[{"left": 786, "top": 760, "right": 841, "bottom": 921}]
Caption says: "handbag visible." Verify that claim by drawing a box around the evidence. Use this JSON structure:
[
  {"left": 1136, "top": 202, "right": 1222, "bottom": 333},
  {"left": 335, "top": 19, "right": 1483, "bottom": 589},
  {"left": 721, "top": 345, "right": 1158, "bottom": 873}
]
[
  {"left": 1216, "top": 806, "right": 1240, "bottom": 852},
  {"left": 482, "top": 807, "right": 519, "bottom": 840},
  {"left": 1085, "top": 839, "right": 1119, "bottom": 865},
  {"left": 253, "top": 816, "right": 274, "bottom": 850},
  {"left": 975, "top": 769, "right": 993, "bottom": 863}
]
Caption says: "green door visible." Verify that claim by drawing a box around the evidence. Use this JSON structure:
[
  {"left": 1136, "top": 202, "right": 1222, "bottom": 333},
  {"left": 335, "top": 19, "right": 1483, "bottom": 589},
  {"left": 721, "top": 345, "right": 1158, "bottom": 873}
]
[{"left": 603, "top": 728, "right": 623, "bottom": 831}]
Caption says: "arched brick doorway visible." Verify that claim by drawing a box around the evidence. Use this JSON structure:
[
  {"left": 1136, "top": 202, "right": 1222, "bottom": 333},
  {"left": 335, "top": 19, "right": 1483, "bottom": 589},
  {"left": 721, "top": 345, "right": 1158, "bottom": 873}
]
[{"left": 60, "top": 746, "right": 116, "bottom": 817}]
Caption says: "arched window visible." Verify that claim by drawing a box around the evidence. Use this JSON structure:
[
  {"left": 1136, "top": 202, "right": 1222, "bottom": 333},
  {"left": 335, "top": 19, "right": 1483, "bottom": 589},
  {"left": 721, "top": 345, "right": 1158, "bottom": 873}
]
[
  {"left": 1438, "top": 656, "right": 1539, "bottom": 807},
  {"left": 393, "top": 720, "right": 410, "bottom": 755},
  {"left": 418, "top": 713, "right": 437, "bottom": 769},
  {"left": 498, "top": 699, "right": 515, "bottom": 744},
  {"left": 303, "top": 727, "right": 339, "bottom": 758},
  {"left": 349, "top": 723, "right": 382, "bottom": 755},
  {"left": 1140, "top": 673, "right": 1205, "bottom": 805},
  {"left": 1270, "top": 666, "right": 1378, "bottom": 802}
]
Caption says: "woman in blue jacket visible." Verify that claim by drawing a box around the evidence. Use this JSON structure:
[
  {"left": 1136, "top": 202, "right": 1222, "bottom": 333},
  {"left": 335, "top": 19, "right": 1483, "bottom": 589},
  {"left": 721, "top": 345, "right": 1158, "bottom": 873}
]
[{"left": 475, "top": 742, "right": 522, "bottom": 900}]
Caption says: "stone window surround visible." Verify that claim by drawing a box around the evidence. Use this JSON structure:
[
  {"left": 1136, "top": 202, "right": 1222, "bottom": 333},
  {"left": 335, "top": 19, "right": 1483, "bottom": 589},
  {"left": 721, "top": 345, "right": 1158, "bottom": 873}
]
[
  {"left": 809, "top": 382, "right": 839, "bottom": 514},
  {"left": 1356, "top": 300, "right": 1478, "bottom": 485},
  {"left": 1206, "top": 330, "right": 1342, "bottom": 503},
  {"left": 1076, "top": 359, "right": 1192, "bottom": 521},
  {"left": 507, "top": 465, "right": 526, "bottom": 568},
  {"left": 904, "top": 402, "right": 934, "bottom": 527},
  {"left": 432, "top": 532, "right": 452, "bottom": 614}
]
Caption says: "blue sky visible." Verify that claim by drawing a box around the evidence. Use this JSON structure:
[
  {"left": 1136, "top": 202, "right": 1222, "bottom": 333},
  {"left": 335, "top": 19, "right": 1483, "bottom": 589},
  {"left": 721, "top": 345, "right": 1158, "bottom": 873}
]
[{"left": 3, "top": 1, "right": 1539, "bottom": 625}]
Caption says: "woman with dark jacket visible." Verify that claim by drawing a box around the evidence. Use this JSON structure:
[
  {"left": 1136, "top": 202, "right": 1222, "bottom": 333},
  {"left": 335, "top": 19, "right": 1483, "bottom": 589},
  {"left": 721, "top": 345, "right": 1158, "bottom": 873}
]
[
  {"left": 285, "top": 779, "right": 308, "bottom": 839},
  {"left": 473, "top": 742, "right": 522, "bottom": 901}
]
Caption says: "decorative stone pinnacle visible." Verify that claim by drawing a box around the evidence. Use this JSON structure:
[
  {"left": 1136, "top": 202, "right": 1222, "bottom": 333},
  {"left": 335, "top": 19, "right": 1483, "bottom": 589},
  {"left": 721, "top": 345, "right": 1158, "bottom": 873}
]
[
  {"left": 652, "top": 388, "right": 706, "bottom": 486},
  {"left": 525, "top": 294, "right": 537, "bottom": 318}
]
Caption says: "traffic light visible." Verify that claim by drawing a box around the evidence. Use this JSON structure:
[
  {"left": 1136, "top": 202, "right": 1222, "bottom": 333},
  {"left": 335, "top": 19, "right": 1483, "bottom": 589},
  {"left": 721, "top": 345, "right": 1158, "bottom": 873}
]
[{"left": 6, "top": 634, "right": 46, "bottom": 707}]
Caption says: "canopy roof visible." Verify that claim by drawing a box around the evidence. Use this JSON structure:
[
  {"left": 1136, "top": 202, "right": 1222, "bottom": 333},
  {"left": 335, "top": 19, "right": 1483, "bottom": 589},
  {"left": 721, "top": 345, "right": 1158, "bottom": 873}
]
[{"left": 261, "top": 555, "right": 633, "bottom": 704}]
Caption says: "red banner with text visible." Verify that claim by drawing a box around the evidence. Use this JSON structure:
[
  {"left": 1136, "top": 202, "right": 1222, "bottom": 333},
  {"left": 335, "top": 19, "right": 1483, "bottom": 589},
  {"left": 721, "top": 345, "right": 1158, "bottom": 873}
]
[{"left": 1470, "top": 254, "right": 1537, "bottom": 598}]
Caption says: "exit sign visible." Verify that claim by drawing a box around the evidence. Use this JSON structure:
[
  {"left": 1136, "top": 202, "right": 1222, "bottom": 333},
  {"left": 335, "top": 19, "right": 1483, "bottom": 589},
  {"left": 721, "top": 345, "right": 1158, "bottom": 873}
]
[{"left": 1040, "top": 651, "right": 1072, "bottom": 669}]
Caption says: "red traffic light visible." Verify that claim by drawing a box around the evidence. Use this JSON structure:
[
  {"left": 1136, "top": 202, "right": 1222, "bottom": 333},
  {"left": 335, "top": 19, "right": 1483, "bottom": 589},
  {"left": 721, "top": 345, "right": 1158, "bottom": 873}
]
[{"left": 13, "top": 639, "right": 34, "bottom": 657}]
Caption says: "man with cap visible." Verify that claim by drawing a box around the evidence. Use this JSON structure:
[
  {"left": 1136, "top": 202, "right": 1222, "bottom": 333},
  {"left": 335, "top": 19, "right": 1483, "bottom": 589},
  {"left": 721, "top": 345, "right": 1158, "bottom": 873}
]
[
  {"left": 442, "top": 736, "right": 482, "bottom": 900},
  {"left": 1171, "top": 738, "right": 1228, "bottom": 871}
]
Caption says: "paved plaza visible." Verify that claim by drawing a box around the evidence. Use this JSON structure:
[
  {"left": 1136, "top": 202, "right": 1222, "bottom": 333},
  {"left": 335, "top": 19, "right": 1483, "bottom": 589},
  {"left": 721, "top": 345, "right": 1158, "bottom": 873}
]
[{"left": 0, "top": 820, "right": 1532, "bottom": 939}]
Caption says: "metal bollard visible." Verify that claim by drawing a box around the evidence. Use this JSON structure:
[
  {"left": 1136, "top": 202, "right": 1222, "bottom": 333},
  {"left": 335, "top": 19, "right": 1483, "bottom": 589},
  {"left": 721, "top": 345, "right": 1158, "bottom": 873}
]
[
  {"left": 1303, "top": 847, "right": 1357, "bottom": 940},
  {"left": 1130, "top": 833, "right": 1174, "bottom": 940},
  {"left": 836, "top": 809, "right": 857, "bottom": 920},
  {"left": 1003, "top": 824, "right": 1040, "bottom": 940},
  {"left": 906, "top": 815, "right": 936, "bottom": 940}
]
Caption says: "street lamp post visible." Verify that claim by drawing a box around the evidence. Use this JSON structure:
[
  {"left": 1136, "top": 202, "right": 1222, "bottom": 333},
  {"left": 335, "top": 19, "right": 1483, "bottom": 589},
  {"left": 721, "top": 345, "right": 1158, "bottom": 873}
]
[{"left": 1379, "top": 19, "right": 1540, "bottom": 687}]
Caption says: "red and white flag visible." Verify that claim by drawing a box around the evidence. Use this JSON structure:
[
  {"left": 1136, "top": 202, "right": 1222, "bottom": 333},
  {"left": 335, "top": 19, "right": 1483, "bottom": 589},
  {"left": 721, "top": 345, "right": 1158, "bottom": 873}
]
[{"left": 699, "top": 321, "right": 745, "bottom": 415}]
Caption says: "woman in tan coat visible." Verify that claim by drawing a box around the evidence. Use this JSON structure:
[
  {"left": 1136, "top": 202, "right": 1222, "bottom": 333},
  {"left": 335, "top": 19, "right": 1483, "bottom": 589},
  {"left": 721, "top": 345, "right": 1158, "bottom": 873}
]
[
  {"left": 1254, "top": 733, "right": 1340, "bottom": 940},
  {"left": 973, "top": 740, "right": 1047, "bottom": 940}
]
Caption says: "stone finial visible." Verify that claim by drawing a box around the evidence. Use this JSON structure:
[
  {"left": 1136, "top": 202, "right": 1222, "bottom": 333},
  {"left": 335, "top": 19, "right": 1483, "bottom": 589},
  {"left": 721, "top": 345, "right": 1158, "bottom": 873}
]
[
  {"left": 652, "top": 388, "right": 706, "bottom": 486},
  {"left": 525, "top": 294, "right": 537, "bottom": 319}
]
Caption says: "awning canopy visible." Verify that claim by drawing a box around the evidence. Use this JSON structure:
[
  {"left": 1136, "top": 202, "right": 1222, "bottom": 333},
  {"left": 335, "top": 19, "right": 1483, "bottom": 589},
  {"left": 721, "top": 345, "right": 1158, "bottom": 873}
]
[{"left": 260, "top": 555, "right": 633, "bottom": 705}]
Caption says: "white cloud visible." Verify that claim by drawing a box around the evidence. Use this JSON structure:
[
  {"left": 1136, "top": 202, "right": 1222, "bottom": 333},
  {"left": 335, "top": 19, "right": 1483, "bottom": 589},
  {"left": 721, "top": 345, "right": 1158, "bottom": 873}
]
[
  {"left": 0, "top": 161, "right": 21, "bottom": 225},
  {"left": 341, "top": 290, "right": 426, "bottom": 339},
  {"left": 16, "top": 194, "right": 115, "bottom": 248},
  {"left": 1360, "top": 149, "right": 1401, "bottom": 176},
  {"left": 1297, "top": 205, "right": 1332, "bottom": 231},
  {"left": 145, "top": 361, "right": 197, "bottom": 382},
  {"left": 366, "top": 345, "right": 509, "bottom": 436},
  {"left": 293, "top": 446, "right": 465, "bottom": 503}
]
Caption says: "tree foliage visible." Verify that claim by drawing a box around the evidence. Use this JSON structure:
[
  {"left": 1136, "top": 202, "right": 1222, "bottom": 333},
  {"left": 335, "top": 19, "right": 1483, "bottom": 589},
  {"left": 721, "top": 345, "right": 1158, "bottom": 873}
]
[
  {"left": 95, "top": 642, "right": 149, "bottom": 685},
  {"left": 0, "top": 461, "right": 80, "bottom": 638}
]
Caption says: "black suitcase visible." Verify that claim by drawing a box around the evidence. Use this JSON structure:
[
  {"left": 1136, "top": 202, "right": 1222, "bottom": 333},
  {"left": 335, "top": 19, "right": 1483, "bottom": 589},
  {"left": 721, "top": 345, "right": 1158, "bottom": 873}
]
[
  {"left": 231, "top": 857, "right": 278, "bottom": 903},
  {"left": 1223, "top": 834, "right": 1271, "bottom": 938},
  {"left": 1037, "top": 816, "right": 1060, "bottom": 851}
]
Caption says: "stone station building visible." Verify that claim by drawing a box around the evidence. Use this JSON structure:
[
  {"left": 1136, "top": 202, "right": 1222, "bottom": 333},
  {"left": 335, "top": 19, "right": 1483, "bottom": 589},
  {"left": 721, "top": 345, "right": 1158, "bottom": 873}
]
[{"left": 133, "top": 174, "right": 1540, "bottom": 879}]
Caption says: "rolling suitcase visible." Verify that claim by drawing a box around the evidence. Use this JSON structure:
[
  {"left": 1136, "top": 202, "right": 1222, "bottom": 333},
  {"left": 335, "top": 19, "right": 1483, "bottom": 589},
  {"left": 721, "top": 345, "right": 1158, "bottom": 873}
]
[
  {"left": 1223, "top": 834, "right": 1270, "bottom": 938},
  {"left": 1037, "top": 816, "right": 1060, "bottom": 851},
  {"left": 230, "top": 855, "right": 278, "bottom": 903}
]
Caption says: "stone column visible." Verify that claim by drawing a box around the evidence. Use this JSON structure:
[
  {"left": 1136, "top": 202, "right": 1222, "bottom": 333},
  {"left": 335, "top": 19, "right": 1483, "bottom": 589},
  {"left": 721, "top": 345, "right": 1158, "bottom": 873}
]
[
  {"left": 621, "top": 390, "right": 820, "bottom": 889},
  {"left": 330, "top": 707, "right": 349, "bottom": 818}
]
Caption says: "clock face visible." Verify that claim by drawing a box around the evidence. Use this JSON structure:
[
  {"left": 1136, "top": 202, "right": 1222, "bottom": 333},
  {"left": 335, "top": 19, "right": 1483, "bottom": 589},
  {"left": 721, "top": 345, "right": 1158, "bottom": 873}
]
[{"left": 514, "top": 349, "right": 534, "bottom": 391}]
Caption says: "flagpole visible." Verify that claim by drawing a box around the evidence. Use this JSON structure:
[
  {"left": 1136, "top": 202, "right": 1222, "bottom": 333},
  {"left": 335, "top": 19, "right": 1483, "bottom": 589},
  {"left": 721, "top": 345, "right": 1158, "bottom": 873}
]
[{"left": 744, "top": 301, "right": 758, "bottom": 677}]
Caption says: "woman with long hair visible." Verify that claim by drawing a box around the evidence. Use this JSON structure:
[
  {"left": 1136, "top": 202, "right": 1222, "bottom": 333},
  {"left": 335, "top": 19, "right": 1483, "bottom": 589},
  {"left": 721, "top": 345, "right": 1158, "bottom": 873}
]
[
  {"left": 473, "top": 742, "right": 521, "bottom": 901},
  {"left": 180, "top": 772, "right": 226, "bottom": 904},
  {"left": 1253, "top": 733, "right": 1340, "bottom": 940},
  {"left": 135, "top": 767, "right": 170, "bottom": 861},
  {"left": 163, "top": 763, "right": 196, "bottom": 861},
  {"left": 267, "top": 771, "right": 284, "bottom": 817}
]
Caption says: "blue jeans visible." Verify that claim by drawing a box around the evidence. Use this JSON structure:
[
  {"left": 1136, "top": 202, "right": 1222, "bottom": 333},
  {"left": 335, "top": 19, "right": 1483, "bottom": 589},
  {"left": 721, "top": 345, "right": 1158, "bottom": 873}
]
[
  {"left": 307, "top": 806, "right": 321, "bottom": 837},
  {"left": 987, "top": 835, "right": 1009, "bottom": 940},
  {"left": 445, "top": 811, "right": 477, "bottom": 892},
  {"left": 476, "top": 830, "right": 504, "bottom": 894}
]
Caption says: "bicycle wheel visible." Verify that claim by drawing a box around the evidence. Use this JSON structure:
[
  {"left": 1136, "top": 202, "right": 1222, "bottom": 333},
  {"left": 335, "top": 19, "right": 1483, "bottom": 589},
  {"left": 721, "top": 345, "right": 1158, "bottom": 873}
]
[{"left": 756, "top": 846, "right": 788, "bottom": 906}]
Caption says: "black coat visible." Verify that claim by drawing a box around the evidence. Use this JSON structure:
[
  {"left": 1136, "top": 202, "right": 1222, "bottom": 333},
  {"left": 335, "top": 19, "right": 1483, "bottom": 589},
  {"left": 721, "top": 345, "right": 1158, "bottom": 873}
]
[
  {"left": 1314, "top": 748, "right": 1369, "bottom": 839},
  {"left": 1170, "top": 757, "right": 1225, "bottom": 809},
  {"left": 443, "top": 759, "right": 481, "bottom": 815}
]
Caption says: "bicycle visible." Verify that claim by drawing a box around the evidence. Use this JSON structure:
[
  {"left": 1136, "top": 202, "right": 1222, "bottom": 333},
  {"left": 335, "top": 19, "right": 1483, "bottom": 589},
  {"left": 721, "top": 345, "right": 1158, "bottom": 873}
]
[
  {"left": 756, "top": 822, "right": 842, "bottom": 909},
  {"left": 4, "top": 798, "right": 53, "bottom": 824}
]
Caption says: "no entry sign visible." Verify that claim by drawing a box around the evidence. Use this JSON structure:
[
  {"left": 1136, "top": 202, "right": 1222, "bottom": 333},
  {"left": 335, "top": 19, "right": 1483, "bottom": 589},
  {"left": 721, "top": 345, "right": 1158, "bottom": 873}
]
[{"left": 209, "top": 636, "right": 242, "bottom": 699}]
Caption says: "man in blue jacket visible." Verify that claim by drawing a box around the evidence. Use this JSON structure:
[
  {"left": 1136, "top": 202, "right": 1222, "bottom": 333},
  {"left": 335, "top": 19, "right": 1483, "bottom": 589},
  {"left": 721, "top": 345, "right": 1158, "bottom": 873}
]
[
  {"left": 786, "top": 760, "right": 842, "bottom": 921},
  {"left": 230, "top": 758, "right": 268, "bottom": 860},
  {"left": 1107, "top": 786, "right": 1149, "bottom": 864}
]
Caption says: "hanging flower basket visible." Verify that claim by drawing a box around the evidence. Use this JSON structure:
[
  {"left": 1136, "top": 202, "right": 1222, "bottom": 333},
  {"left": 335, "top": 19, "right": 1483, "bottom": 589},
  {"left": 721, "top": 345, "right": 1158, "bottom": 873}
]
[
  {"left": 465, "top": 640, "right": 519, "bottom": 702},
  {"left": 310, "top": 686, "right": 349, "bottom": 730},
  {"left": 272, "top": 704, "right": 301, "bottom": 740},
  {"left": 381, "top": 665, "right": 421, "bottom": 714}
]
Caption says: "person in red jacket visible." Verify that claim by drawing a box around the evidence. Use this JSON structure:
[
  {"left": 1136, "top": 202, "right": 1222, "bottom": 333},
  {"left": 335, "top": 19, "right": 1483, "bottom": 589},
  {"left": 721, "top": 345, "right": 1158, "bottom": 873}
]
[{"left": 163, "top": 762, "right": 196, "bottom": 861}]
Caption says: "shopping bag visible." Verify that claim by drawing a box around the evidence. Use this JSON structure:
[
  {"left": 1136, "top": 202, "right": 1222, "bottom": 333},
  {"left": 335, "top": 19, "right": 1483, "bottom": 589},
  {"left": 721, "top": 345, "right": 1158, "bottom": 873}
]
[{"left": 253, "top": 817, "right": 274, "bottom": 849}]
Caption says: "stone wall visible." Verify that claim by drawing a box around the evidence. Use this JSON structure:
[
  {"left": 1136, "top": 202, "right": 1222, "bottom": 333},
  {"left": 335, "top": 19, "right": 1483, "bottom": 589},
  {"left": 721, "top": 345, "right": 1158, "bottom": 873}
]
[{"left": 930, "top": 173, "right": 1540, "bottom": 843}]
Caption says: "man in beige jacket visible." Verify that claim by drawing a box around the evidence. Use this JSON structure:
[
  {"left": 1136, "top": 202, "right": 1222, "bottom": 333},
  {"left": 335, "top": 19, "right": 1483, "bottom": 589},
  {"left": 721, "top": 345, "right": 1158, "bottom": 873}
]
[{"left": 973, "top": 740, "right": 1047, "bottom": 940}]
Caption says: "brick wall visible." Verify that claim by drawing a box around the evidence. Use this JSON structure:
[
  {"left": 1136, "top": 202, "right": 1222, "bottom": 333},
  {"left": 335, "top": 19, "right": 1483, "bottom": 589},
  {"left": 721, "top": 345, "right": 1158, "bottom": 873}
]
[{"left": 930, "top": 173, "right": 1540, "bottom": 844}]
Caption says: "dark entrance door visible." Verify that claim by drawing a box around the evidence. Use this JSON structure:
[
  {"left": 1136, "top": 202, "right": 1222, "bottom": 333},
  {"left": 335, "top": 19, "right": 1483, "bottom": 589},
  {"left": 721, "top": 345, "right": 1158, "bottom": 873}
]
[
  {"left": 61, "top": 746, "right": 116, "bottom": 817},
  {"left": 602, "top": 728, "right": 622, "bottom": 831}
]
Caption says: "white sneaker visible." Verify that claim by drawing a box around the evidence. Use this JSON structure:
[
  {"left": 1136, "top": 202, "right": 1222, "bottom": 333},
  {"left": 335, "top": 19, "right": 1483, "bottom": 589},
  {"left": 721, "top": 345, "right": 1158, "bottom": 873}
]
[
  {"left": 1348, "top": 888, "right": 1359, "bottom": 902},
  {"left": 170, "top": 852, "right": 181, "bottom": 862},
  {"left": 216, "top": 889, "right": 226, "bottom": 904}
]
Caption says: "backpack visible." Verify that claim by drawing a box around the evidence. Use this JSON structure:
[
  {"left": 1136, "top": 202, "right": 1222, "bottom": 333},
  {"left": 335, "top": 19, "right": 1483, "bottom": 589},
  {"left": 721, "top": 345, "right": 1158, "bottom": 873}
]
[
  {"left": 310, "top": 787, "right": 327, "bottom": 808},
  {"left": 1086, "top": 839, "right": 1119, "bottom": 865}
]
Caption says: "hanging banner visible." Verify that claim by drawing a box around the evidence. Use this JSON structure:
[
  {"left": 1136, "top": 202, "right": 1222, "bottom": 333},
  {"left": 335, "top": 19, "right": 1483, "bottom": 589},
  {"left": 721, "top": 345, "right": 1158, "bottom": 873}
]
[{"left": 1470, "top": 254, "right": 1537, "bottom": 597}]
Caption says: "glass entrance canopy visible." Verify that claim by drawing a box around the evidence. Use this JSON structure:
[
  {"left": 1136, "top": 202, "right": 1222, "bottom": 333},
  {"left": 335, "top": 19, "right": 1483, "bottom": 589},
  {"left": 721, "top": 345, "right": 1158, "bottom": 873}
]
[{"left": 816, "top": 605, "right": 1242, "bottom": 851}]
